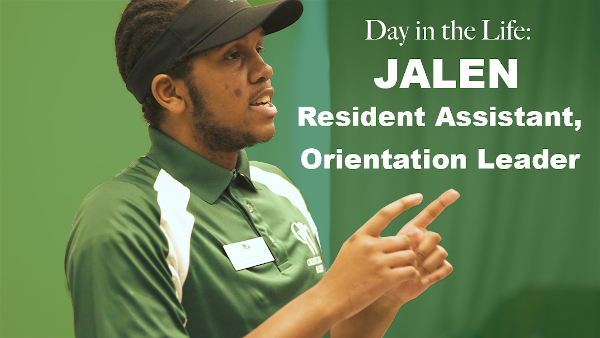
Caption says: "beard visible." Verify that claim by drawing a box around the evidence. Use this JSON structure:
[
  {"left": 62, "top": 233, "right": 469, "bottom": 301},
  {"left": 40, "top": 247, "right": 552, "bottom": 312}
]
[{"left": 186, "top": 79, "right": 272, "bottom": 152}]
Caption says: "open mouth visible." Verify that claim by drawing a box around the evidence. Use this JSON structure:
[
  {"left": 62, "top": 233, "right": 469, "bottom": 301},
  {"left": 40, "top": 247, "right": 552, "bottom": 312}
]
[{"left": 250, "top": 95, "right": 272, "bottom": 107}]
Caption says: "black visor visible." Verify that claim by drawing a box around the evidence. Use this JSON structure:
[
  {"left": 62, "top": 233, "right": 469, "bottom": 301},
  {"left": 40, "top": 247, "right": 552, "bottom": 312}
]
[{"left": 125, "top": 0, "right": 303, "bottom": 103}]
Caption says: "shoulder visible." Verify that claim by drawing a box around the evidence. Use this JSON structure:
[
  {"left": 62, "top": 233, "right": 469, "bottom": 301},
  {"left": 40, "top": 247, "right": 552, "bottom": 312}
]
[
  {"left": 68, "top": 156, "right": 165, "bottom": 253},
  {"left": 78, "top": 156, "right": 161, "bottom": 217}
]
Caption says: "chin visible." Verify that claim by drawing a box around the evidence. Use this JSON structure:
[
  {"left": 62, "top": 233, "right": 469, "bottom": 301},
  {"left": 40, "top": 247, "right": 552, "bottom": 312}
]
[
  {"left": 258, "top": 123, "right": 276, "bottom": 139},
  {"left": 255, "top": 131, "right": 276, "bottom": 146}
]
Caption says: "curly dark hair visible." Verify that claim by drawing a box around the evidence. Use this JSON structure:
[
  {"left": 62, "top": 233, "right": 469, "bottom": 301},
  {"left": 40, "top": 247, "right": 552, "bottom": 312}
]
[{"left": 115, "top": 0, "right": 193, "bottom": 127}]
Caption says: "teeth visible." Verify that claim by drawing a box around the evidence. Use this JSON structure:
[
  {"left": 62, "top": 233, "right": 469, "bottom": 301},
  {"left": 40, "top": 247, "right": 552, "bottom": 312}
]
[{"left": 254, "top": 95, "right": 270, "bottom": 104}]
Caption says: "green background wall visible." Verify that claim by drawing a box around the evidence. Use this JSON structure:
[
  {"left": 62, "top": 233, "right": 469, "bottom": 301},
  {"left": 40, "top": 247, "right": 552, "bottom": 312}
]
[
  {"left": 327, "top": 1, "right": 599, "bottom": 337},
  {"left": 0, "top": 0, "right": 598, "bottom": 337}
]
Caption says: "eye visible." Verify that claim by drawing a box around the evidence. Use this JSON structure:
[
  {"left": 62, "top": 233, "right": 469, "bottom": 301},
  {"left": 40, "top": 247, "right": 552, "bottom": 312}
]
[
  {"left": 256, "top": 46, "right": 265, "bottom": 53},
  {"left": 224, "top": 50, "right": 241, "bottom": 60}
]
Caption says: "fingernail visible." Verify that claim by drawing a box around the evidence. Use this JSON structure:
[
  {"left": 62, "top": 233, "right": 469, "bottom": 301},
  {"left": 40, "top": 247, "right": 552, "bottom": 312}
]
[{"left": 410, "top": 193, "right": 423, "bottom": 202}]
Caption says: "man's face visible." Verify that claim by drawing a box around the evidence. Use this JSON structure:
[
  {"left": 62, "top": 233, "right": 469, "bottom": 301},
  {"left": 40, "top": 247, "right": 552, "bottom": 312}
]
[{"left": 185, "top": 26, "right": 276, "bottom": 152}]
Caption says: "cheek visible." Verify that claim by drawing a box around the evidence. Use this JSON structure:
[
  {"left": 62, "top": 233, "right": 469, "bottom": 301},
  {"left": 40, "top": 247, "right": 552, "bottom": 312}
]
[{"left": 234, "top": 89, "right": 242, "bottom": 97}]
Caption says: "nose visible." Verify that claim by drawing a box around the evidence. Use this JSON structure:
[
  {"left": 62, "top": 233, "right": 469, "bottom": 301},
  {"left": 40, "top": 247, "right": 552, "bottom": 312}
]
[{"left": 249, "top": 53, "right": 273, "bottom": 84}]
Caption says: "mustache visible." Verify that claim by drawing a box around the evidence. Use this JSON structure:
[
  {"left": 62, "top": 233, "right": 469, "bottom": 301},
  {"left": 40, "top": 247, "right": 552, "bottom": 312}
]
[{"left": 249, "top": 85, "right": 273, "bottom": 102}]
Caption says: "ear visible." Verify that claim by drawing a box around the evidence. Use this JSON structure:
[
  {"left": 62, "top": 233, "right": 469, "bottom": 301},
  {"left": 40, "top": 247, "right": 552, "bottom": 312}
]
[{"left": 151, "top": 74, "right": 189, "bottom": 115}]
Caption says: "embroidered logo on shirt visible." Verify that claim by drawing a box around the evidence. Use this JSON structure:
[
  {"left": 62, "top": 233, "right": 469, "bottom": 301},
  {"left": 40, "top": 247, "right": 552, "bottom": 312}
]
[
  {"left": 306, "top": 256, "right": 322, "bottom": 266},
  {"left": 307, "top": 256, "right": 325, "bottom": 273},
  {"left": 291, "top": 222, "right": 319, "bottom": 255}
]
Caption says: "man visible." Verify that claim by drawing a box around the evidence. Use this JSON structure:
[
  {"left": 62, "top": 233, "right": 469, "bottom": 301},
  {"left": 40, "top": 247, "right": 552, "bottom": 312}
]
[{"left": 64, "top": 0, "right": 458, "bottom": 336}]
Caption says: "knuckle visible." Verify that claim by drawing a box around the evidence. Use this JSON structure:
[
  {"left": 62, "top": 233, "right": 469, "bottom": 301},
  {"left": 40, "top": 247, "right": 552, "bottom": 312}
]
[
  {"left": 372, "top": 257, "right": 384, "bottom": 270},
  {"left": 396, "top": 199, "right": 407, "bottom": 210},
  {"left": 407, "top": 250, "right": 417, "bottom": 260},
  {"left": 427, "top": 208, "right": 439, "bottom": 219},
  {"left": 377, "top": 208, "right": 393, "bottom": 220},
  {"left": 406, "top": 266, "right": 419, "bottom": 278},
  {"left": 397, "top": 234, "right": 411, "bottom": 247},
  {"left": 347, "top": 233, "right": 359, "bottom": 243},
  {"left": 362, "top": 237, "right": 377, "bottom": 253},
  {"left": 405, "top": 251, "right": 418, "bottom": 265}
]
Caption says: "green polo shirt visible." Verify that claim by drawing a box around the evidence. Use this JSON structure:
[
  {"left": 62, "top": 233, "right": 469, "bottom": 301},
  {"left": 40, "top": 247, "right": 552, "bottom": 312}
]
[{"left": 65, "top": 128, "right": 325, "bottom": 337}]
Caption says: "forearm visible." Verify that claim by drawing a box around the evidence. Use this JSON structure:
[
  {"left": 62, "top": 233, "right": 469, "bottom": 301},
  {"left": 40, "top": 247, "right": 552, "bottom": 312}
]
[
  {"left": 330, "top": 293, "right": 403, "bottom": 338},
  {"left": 244, "top": 282, "right": 345, "bottom": 338}
]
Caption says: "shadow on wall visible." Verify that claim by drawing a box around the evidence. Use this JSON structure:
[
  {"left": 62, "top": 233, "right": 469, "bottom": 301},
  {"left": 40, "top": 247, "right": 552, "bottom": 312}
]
[{"left": 477, "top": 288, "right": 600, "bottom": 338}]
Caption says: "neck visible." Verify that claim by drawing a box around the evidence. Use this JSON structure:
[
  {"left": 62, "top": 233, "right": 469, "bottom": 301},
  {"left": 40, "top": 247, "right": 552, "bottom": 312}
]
[
  {"left": 190, "top": 146, "right": 238, "bottom": 171},
  {"left": 158, "top": 125, "right": 238, "bottom": 171}
]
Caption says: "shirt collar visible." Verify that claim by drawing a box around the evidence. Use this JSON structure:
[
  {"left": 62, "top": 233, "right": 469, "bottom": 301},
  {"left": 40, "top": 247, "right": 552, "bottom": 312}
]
[{"left": 146, "top": 127, "right": 255, "bottom": 204}]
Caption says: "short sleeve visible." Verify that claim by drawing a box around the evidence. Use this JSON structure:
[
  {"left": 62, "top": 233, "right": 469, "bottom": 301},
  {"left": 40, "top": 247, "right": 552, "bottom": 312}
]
[{"left": 64, "top": 180, "right": 189, "bottom": 337}]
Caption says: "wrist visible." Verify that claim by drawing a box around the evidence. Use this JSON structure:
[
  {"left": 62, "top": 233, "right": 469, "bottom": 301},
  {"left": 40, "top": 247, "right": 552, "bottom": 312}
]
[
  {"left": 374, "top": 292, "right": 404, "bottom": 313},
  {"left": 308, "top": 278, "right": 351, "bottom": 325}
]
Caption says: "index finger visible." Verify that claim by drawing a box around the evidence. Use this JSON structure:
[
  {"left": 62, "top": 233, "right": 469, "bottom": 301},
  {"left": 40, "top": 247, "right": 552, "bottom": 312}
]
[
  {"left": 361, "top": 193, "right": 423, "bottom": 236},
  {"left": 410, "top": 189, "right": 459, "bottom": 229}
]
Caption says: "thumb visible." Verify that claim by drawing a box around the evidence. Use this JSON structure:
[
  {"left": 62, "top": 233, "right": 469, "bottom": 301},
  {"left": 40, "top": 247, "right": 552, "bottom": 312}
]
[{"left": 398, "top": 225, "right": 424, "bottom": 251}]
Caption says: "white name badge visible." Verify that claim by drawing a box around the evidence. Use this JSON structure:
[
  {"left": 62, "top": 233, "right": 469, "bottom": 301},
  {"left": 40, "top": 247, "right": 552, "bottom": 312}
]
[{"left": 223, "top": 237, "right": 275, "bottom": 271}]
